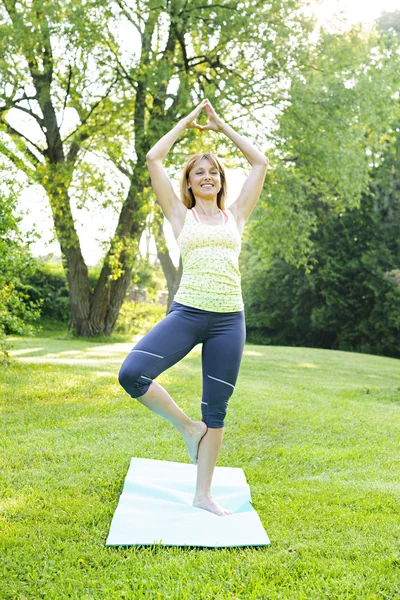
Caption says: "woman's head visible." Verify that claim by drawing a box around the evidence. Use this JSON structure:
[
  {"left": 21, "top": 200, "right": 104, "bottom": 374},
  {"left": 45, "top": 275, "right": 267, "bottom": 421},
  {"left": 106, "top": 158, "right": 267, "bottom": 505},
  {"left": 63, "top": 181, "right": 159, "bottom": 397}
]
[{"left": 180, "top": 153, "right": 227, "bottom": 209}]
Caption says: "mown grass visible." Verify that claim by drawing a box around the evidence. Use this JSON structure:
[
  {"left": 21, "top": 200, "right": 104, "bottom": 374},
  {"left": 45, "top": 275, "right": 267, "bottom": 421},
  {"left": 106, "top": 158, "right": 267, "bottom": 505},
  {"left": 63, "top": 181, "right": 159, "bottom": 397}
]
[{"left": 1, "top": 334, "right": 400, "bottom": 599}]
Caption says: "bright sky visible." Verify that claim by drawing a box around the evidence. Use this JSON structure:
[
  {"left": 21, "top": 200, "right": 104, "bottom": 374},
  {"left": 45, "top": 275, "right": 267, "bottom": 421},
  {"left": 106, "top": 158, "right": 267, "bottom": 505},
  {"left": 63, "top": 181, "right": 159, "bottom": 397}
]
[
  {"left": 15, "top": 0, "right": 399, "bottom": 267},
  {"left": 312, "top": 0, "right": 399, "bottom": 28}
]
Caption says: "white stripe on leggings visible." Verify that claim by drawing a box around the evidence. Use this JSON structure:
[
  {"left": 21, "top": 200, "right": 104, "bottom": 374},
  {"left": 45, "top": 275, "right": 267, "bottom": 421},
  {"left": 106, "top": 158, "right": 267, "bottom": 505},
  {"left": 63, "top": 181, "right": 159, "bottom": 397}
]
[
  {"left": 130, "top": 349, "right": 164, "bottom": 358},
  {"left": 207, "top": 374, "right": 235, "bottom": 389},
  {"left": 140, "top": 375, "right": 153, "bottom": 381}
]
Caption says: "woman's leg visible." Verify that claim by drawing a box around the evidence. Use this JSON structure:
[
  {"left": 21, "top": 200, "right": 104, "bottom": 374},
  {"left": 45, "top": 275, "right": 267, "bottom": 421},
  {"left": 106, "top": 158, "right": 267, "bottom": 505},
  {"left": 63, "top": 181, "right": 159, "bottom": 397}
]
[
  {"left": 118, "top": 303, "right": 208, "bottom": 463},
  {"left": 132, "top": 380, "right": 207, "bottom": 464},
  {"left": 193, "top": 310, "right": 246, "bottom": 516}
]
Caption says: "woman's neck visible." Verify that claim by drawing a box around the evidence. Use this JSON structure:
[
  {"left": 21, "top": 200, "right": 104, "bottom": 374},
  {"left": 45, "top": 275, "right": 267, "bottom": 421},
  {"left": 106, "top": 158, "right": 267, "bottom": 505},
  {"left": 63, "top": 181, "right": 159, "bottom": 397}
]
[{"left": 194, "top": 201, "right": 219, "bottom": 216}]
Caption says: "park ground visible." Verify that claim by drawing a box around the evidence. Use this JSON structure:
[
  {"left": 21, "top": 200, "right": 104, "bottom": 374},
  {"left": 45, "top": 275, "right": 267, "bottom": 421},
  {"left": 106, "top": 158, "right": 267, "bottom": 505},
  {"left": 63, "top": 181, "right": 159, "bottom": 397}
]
[{"left": 1, "top": 333, "right": 400, "bottom": 599}]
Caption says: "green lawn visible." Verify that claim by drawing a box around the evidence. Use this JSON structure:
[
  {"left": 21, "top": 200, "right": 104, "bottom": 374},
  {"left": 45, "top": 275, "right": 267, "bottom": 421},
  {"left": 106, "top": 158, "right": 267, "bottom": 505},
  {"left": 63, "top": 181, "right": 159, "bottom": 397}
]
[{"left": 1, "top": 335, "right": 400, "bottom": 599}]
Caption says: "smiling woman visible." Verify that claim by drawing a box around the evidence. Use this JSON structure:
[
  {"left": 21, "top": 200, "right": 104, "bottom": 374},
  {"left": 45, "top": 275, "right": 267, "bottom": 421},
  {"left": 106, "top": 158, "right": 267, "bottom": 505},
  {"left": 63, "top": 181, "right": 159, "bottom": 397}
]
[{"left": 118, "top": 98, "right": 268, "bottom": 517}]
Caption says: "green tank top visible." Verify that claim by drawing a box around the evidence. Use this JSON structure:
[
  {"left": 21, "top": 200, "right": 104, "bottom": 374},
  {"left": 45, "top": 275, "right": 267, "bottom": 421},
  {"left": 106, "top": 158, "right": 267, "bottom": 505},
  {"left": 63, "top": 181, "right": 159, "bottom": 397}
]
[{"left": 173, "top": 207, "right": 244, "bottom": 312}]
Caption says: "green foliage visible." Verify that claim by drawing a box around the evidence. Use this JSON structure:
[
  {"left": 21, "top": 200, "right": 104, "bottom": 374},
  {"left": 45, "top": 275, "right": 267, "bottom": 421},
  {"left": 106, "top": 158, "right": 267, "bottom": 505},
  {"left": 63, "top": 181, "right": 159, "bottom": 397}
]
[
  {"left": 242, "top": 22, "right": 400, "bottom": 357},
  {"left": 114, "top": 301, "right": 166, "bottom": 335},
  {"left": 253, "top": 25, "right": 400, "bottom": 270},
  {"left": 0, "top": 179, "right": 41, "bottom": 363},
  {"left": 20, "top": 254, "right": 166, "bottom": 327},
  {"left": 112, "top": 257, "right": 167, "bottom": 334},
  {"left": 242, "top": 190, "right": 400, "bottom": 358},
  {"left": 22, "top": 258, "right": 71, "bottom": 323},
  {"left": 131, "top": 256, "right": 167, "bottom": 299}
]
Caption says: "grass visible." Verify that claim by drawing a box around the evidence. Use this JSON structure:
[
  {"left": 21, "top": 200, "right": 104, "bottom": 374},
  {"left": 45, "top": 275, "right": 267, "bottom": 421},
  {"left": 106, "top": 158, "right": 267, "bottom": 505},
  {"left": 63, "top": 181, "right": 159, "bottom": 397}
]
[{"left": 1, "top": 333, "right": 400, "bottom": 599}]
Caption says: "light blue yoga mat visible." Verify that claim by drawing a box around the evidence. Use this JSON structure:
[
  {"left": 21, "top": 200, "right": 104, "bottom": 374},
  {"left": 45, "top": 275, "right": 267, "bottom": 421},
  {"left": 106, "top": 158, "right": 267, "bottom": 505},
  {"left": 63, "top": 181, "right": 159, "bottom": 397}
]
[{"left": 106, "top": 457, "right": 270, "bottom": 548}]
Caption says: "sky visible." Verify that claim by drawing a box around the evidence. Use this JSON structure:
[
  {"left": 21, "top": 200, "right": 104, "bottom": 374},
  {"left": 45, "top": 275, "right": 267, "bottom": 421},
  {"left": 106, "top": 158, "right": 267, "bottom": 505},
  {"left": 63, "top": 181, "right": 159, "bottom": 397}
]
[
  {"left": 312, "top": 0, "right": 399, "bottom": 28},
  {"left": 14, "top": 0, "right": 400, "bottom": 268}
]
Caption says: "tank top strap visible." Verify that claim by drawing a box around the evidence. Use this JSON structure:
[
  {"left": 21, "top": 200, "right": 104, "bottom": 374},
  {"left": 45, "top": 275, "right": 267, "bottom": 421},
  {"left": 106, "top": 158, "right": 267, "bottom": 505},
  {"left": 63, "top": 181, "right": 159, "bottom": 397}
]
[
  {"left": 191, "top": 207, "right": 201, "bottom": 223},
  {"left": 191, "top": 206, "right": 229, "bottom": 225}
]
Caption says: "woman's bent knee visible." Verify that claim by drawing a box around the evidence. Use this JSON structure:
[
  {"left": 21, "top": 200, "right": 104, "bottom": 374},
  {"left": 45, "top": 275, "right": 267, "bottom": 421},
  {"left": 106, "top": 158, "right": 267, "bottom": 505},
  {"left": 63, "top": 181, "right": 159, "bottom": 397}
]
[{"left": 118, "top": 364, "right": 152, "bottom": 398}]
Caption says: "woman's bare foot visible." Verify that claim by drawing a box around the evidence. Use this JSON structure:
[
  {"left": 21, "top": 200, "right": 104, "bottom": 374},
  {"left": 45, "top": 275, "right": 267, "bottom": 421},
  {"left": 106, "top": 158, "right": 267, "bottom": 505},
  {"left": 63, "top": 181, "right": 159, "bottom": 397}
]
[
  {"left": 182, "top": 421, "right": 208, "bottom": 465},
  {"left": 192, "top": 493, "right": 232, "bottom": 516}
]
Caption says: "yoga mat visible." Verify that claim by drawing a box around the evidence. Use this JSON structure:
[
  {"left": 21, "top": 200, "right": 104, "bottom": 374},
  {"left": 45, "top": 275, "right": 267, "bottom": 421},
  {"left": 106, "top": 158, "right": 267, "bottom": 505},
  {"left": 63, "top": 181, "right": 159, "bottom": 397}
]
[{"left": 106, "top": 457, "right": 270, "bottom": 548}]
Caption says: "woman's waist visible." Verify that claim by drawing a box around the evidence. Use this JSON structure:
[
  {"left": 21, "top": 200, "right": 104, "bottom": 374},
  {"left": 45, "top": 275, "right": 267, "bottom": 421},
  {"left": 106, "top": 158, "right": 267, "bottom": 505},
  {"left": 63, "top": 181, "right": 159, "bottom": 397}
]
[
  {"left": 174, "top": 287, "right": 244, "bottom": 306},
  {"left": 181, "top": 266, "right": 241, "bottom": 286},
  {"left": 181, "top": 255, "right": 241, "bottom": 272},
  {"left": 178, "top": 273, "right": 242, "bottom": 291}
]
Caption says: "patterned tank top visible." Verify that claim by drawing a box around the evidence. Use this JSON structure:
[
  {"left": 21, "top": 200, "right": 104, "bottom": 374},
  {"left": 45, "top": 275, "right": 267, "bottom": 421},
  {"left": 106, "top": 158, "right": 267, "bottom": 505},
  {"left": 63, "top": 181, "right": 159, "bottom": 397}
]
[{"left": 173, "top": 206, "right": 244, "bottom": 312}]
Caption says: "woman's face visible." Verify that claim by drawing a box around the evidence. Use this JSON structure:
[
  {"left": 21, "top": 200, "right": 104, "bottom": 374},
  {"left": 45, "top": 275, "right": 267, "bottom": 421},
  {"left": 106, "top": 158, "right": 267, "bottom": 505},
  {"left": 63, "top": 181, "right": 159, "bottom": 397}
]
[{"left": 188, "top": 158, "right": 221, "bottom": 200}]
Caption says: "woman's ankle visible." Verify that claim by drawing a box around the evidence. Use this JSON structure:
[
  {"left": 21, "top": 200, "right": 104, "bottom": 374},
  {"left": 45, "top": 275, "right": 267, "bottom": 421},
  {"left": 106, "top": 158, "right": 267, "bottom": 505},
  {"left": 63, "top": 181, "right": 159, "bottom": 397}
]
[{"left": 194, "top": 490, "right": 211, "bottom": 499}]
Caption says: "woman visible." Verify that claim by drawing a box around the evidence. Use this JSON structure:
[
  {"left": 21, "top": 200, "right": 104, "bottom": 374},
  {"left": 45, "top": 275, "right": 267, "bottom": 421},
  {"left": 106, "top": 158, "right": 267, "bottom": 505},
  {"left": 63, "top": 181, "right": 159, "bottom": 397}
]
[{"left": 118, "top": 99, "right": 269, "bottom": 516}]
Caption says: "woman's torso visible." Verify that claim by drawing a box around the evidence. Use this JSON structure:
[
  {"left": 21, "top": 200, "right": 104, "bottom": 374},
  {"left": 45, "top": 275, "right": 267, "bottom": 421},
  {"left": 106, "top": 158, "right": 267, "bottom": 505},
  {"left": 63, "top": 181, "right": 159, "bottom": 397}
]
[
  {"left": 170, "top": 203, "right": 245, "bottom": 239},
  {"left": 172, "top": 206, "right": 244, "bottom": 312}
]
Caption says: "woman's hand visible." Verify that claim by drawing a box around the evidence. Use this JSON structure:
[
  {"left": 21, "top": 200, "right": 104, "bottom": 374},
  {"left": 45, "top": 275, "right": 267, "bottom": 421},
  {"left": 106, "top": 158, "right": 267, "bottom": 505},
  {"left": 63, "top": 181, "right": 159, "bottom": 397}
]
[
  {"left": 183, "top": 99, "right": 209, "bottom": 130},
  {"left": 199, "top": 100, "right": 225, "bottom": 132},
  {"left": 182, "top": 99, "right": 225, "bottom": 132}
]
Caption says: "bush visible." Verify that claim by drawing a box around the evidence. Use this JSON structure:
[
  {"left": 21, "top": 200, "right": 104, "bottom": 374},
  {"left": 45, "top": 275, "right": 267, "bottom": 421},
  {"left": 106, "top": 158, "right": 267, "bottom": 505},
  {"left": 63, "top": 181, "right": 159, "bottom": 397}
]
[
  {"left": 0, "top": 181, "right": 41, "bottom": 363},
  {"left": 114, "top": 301, "right": 166, "bottom": 335},
  {"left": 242, "top": 192, "right": 400, "bottom": 358},
  {"left": 23, "top": 259, "right": 70, "bottom": 323}
]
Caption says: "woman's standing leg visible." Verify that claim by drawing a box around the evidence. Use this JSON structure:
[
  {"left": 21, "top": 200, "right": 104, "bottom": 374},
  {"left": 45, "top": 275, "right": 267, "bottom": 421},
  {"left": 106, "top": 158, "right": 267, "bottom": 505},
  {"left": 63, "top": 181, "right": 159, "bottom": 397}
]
[{"left": 193, "top": 310, "right": 246, "bottom": 516}]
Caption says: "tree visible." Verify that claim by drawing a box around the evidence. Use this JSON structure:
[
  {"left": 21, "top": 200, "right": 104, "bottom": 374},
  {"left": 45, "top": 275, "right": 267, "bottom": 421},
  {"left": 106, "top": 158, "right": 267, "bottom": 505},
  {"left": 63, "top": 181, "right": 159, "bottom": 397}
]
[
  {"left": 240, "top": 17, "right": 400, "bottom": 358},
  {"left": 0, "top": 0, "right": 134, "bottom": 335},
  {"left": 248, "top": 23, "right": 400, "bottom": 271},
  {"left": 0, "top": 0, "right": 314, "bottom": 335},
  {"left": 242, "top": 187, "right": 400, "bottom": 357}
]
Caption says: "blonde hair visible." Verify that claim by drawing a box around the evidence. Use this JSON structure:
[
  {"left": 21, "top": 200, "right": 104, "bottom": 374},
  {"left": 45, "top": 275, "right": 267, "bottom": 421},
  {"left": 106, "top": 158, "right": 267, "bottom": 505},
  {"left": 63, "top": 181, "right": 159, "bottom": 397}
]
[{"left": 179, "top": 153, "right": 228, "bottom": 209}]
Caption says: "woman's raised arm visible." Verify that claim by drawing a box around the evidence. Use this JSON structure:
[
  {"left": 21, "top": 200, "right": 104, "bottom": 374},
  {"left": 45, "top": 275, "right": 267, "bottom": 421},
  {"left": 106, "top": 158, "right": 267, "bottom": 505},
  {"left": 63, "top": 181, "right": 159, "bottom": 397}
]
[
  {"left": 202, "top": 101, "right": 269, "bottom": 226},
  {"left": 146, "top": 100, "right": 208, "bottom": 220}
]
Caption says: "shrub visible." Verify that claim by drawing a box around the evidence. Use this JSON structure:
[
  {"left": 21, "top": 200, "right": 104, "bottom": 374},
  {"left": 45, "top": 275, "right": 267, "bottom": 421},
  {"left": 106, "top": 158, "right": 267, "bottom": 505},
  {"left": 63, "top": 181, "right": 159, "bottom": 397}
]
[{"left": 114, "top": 301, "right": 166, "bottom": 335}]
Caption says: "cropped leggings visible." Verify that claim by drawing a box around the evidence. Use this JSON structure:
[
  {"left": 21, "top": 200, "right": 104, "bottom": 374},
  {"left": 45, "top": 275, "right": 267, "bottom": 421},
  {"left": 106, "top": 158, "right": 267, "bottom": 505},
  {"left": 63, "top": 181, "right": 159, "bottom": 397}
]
[{"left": 118, "top": 300, "right": 246, "bottom": 428}]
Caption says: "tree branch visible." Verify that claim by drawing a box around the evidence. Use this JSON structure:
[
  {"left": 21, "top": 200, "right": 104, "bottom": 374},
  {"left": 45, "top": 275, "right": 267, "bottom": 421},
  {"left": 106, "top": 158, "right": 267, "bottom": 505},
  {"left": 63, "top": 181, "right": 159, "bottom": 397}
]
[
  {"left": 181, "top": 3, "right": 237, "bottom": 10},
  {"left": 0, "top": 91, "right": 44, "bottom": 128},
  {"left": 0, "top": 139, "right": 36, "bottom": 179},
  {"left": 62, "top": 75, "right": 119, "bottom": 144},
  {"left": 59, "top": 64, "right": 73, "bottom": 132},
  {"left": 2, "top": 121, "right": 45, "bottom": 164},
  {"left": 114, "top": 0, "right": 144, "bottom": 35},
  {"left": 117, "top": 164, "right": 132, "bottom": 178}
]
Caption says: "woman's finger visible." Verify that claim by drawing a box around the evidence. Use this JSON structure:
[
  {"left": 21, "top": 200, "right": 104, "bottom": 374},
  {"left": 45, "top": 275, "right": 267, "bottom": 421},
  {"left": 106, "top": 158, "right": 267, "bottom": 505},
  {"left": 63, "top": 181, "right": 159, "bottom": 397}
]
[
  {"left": 205, "top": 103, "right": 216, "bottom": 117},
  {"left": 196, "top": 99, "right": 208, "bottom": 111}
]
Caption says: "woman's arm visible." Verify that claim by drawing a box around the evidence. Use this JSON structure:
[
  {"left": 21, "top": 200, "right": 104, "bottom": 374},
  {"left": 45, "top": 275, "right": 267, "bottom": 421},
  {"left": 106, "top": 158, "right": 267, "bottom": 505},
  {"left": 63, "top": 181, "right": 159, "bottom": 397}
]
[
  {"left": 202, "top": 101, "right": 269, "bottom": 225},
  {"left": 145, "top": 100, "right": 207, "bottom": 220},
  {"left": 220, "top": 122, "right": 269, "bottom": 168}
]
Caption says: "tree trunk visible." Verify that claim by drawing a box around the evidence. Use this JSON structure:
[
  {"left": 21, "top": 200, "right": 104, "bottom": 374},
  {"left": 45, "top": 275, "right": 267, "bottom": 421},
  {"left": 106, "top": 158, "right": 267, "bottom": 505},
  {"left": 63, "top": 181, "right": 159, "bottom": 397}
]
[
  {"left": 153, "top": 210, "right": 183, "bottom": 313},
  {"left": 88, "top": 168, "right": 150, "bottom": 335},
  {"left": 158, "top": 251, "right": 183, "bottom": 313},
  {"left": 44, "top": 179, "right": 93, "bottom": 336}
]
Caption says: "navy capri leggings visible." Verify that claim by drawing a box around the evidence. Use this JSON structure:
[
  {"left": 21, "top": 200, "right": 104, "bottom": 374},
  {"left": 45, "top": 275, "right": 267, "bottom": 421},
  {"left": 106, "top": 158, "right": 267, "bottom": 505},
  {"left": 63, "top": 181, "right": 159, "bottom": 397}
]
[{"left": 118, "top": 300, "right": 246, "bottom": 428}]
